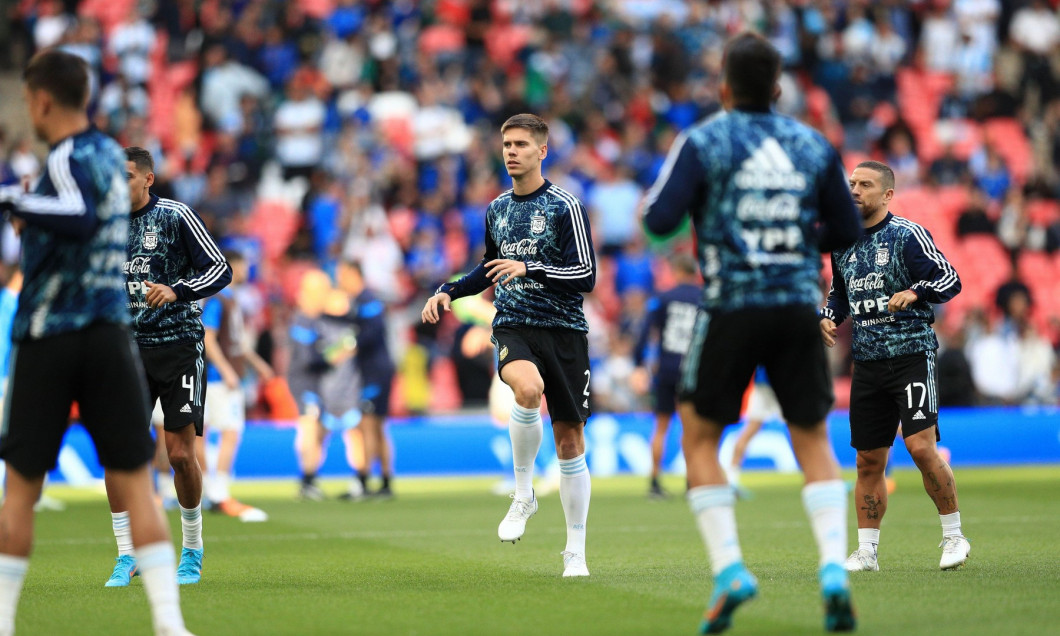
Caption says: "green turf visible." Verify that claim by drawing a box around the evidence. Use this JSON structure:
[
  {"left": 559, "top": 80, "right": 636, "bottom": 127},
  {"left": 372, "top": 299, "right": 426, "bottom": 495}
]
[{"left": 15, "top": 466, "right": 1060, "bottom": 635}]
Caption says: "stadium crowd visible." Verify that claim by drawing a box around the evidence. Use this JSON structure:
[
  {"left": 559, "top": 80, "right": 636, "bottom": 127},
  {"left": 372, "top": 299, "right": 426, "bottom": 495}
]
[{"left": 1, "top": 0, "right": 1058, "bottom": 414}]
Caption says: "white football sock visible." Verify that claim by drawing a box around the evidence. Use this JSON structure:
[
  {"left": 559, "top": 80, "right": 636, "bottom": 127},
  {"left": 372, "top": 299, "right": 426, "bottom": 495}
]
[
  {"left": 558, "top": 454, "right": 590, "bottom": 555},
  {"left": 940, "top": 511, "right": 962, "bottom": 538},
  {"left": 179, "top": 504, "right": 203, "bottom": 551},
  {"left": 136, "top": 542, "right": 185, "bottom": 633},
  {"left": 509, "top": 403, "right": 542, "bottom": 501},
  {"left": 802, "top": 479, "right": 848, "bottom": 567},
  {"left": 688, "top": 485, "right": 742, "bottom": 575},
  {"left": 112, "top": 511, "right": 134, "bottom": 557},
  {"left": 0, "top": 554, "right": 28, "bottom": 635},
  {"left": 858, "top": 528, "right": 880, "bottom": 555}
]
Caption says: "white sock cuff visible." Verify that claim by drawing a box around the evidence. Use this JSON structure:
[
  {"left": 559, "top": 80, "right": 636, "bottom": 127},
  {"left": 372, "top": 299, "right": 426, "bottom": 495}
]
[
  {"left": 111, "top": 511, "right": 130, "bottom": 526},
  {"left": 179, "top": 504, "right": 201, "bottom": 520},
  {"left": 558, "top": 454, "right": 588, "bottom": 476},
  {"left": 687, "top": 485, "right": 735, "bottom": 513},
  {"left": 801, "top": 479, "right": 846, "bottom": 512},
  {"left": 135, "top": 542, "right": 175, "bottom": 570},
  {"left": 510, "top": 404, "right": 541, "bottom": 425},
  {"left": 858, "top": 528, "right": 881, "bottom": 544},
  {"left": 0, "top": 555, "right": 28, "bottom": 580}
]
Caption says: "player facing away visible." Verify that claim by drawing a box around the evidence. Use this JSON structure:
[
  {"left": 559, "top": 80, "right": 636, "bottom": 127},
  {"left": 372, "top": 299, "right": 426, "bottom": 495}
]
[
  {"left": 336, "top": 260, "right": 396, "bottom": 497},
  {"left": 104, "top": 146, "right": 232, "bottom": 587},
  {"left": 422, "top": 113, "right": 597, "bottom": 577},
  {"left": 643, "top": 33, "right": 863, "bottom": 634},
  {"left": 200, "top": 250, "right": 273, "bottom": 521},
  {"left": 0, "top": 50, "right": 191, "bottom": 635},
  {"left": 632, "top": 252, "right": 700, "bottom": 498},
  {"left": 820, "top": 161, "right": 970, "bottom": 572}
]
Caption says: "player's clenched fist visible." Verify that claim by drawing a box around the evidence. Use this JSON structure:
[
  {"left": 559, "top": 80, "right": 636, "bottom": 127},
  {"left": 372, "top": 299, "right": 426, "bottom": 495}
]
[
  {"left": 820, "top": 318, "right": 838, "bottom": 348},
  {"left": 421, "top": 292, "right": 452, "bottom": 324},
  {"left": 143, "top": 281, "right": 177, "bottom": 308}
]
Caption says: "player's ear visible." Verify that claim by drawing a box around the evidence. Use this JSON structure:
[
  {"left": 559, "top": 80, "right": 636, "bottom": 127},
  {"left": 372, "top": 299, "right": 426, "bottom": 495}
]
[
  {"left": 145, "top": 171, "right": 155, "bottom": 188},
  {"left": 539, "top": 142, "right": 548, "bottom": 161}
]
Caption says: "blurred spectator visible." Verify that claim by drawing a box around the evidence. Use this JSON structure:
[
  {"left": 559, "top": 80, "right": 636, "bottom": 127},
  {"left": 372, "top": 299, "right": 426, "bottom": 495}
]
[
  {"left": 1009, "top": 0, "right": 1060, "bottom": 114},
  {"left": 108, "top": 4, "right": 156, "bottom": 86},
  {"left": 588, "top": 165, "right": 642, "bottom": 257},
  {"left": 936, "top": 323, "right": 978, "bottom": 407},
  {"left": 969, "top": 143, "right": 1011, "bottom": 202},
  {"left": 878, "top": 121, "right": 920, "bottom": 188},
  {"left": 968, "top": 285, "right": 1056, "bottom": 405},
  {"left": 200, "top": 43, "right": 270, "bottom": 133},
  {"left": 274, "top": 69, "right": 327, "bottom": 182},
  {"left": 956, "top": 186, "right": 996, "bottom": 237},
  {"left": 927, "top": 141, "right": 971, "bottom": 187}
]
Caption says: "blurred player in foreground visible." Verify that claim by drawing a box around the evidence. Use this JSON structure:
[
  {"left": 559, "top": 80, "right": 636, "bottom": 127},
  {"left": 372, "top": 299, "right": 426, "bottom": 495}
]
[
  {"left": 643, "top": 33, "right": 862, "bottom": 633},
  {"left": 0, "top": 49, "right": 191, "bottom": 635}
]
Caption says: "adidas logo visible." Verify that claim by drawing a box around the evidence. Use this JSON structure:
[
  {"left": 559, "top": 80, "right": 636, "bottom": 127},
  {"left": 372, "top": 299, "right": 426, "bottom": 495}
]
[
  {"left": 848, "top": 252, "right": 857, "bottom": 263},
  {"left": 582, "top": 400, "right": 589, "bottom": 409},
  {"left": 735, "top": 137, "right": 808, "bottom": 191},
  {"left": 180, "top": 404, "right": 192, "bottom": 413},
  {"left": 912, "top": 410, "right": 926, "bottom": 420}
]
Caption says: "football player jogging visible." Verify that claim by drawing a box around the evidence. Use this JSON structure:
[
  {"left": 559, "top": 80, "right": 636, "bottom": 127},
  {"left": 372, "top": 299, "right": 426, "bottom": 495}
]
[
  {"left": 103, "top": 146, "right": 231, "bottom": 587},
  {"left": 632, "top": 252, "right": 700, "bottom": 499},
  {"left": 200, "top": 250, "right": 272, "bottom": 521},
  {"left": 643, "top": 33, "right": 862, "bottom": 633},
  {"left": 0, "top": 50, "right": 191, "bottom": 635},
  {"left": 422, "top": 113, "right": 597, "bottom": 577},
  {"left": 336, "top": 260, "right": 396, "bottom": 497},
  {"left": 820, "top": 161, "right": 970, "bottom": 572}
]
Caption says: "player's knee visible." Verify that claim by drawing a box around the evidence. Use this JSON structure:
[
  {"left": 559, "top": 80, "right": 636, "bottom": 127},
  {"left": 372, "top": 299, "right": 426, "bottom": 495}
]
[
  {"left": 510, "top": 383, "right": 543, "bottom": 408},
  {"left": 167, "top": 444, "right": 195, "bottom": 472},
  {"left": 855, "top": 451, "right": 886, "bottom": 476}
]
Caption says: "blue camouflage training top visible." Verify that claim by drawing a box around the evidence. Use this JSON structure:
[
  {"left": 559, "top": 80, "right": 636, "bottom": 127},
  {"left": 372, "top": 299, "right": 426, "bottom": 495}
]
[
  {"left": 822, "top": 212, "right": 961, "bottom": 362},
  {"left": 438, "top": 180, "right": 596, "bottom": 332},
  {"left": 0, "top": 128, "right": 130, "bottom": 342},
  {"left": 642, "top": 107, "right": 862, "bottom": 310},
  {"left": 125, "top": 194, "right": 231, "bottom": 347},
  {"left": 634, "top": 282, "right": 700, "bottom": 375}
]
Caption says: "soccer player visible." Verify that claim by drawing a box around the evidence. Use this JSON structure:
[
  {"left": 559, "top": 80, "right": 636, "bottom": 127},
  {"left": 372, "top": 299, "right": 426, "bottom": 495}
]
[
  {"left": 643, "top": 33, "right": 862, "bottom": 633},
  {"left": 632, "top": 252, "right": 700, "bottom": 499},
  {"left": 0, "top": 49, "right": 190, "bottom": 635},
  {"left": 200, "top": 250, "right": 272, "bottom": 521},
  {"left": 422, "top": 113, "right": 596, "bottom": 577},
  {"left": 104, "top": 146, "right": 231, "bottom": 587},
  {"left": 336, "top": 259, "right": 396, "bottom": 497},
  {"left": 290, "top": 270, "right": 364, "bottom": 500},
  {"left": 820, "top": 160, "right": 970, "bottom": 572}
]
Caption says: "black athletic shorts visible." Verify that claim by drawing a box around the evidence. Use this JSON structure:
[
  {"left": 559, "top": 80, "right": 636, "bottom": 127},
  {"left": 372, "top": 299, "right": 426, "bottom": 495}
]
[
  {"left": 361, "top": 372, "right": 393, "bottom": 417},
  {"left": 138, "top": 340, "right": 206, "bottom": 436},
  {"left": 652, "top": 368, "right": 681, "bottom": 416},
  {"left": 849, "top": 350, "right": 941, "bottom": 451},
  {"left": 678, "top": 304, "right": 833, "bottom": 426},
  {"left": 491, "top": 325, "right": 591, "bottom": 423},
  {"left": 0, "top": 322, "right": 154, "bottom": 477}
]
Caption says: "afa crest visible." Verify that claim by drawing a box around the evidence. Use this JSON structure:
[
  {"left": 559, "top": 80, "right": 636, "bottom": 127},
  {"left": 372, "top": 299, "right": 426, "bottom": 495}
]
[
  {"left": 875, "top": 247, "right": 889, "bottom": 266},
  {"left": 144, "top": 231, "right": 158, "bottom": 250},
  {"left": 530, "top": 214, "right": 545, "bottom": 234}
]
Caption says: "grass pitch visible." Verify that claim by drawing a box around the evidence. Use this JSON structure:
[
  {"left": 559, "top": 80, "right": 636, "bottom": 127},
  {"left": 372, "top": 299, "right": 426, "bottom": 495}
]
[{"left": 17, "top": 466, "right": 1060, "bottom": 635}]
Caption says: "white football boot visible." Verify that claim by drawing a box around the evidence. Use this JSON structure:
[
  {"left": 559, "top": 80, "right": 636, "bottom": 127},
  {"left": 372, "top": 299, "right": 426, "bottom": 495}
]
[
  {"left": 498, "top": 493, "right": 538, "bottom": 543},
  {"left": 844, "top": 547, "right": 879, "bottom": 572},
  {"left": 939, "top": 535, "right": 971, "bottom": 570}
]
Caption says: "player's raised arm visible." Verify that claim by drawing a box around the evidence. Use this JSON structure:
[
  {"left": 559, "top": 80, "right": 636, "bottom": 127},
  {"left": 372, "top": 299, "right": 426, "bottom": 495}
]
[
  {"left": 1, "top": 149, "right": 99, "bottom": 240},
  {"left": 523, "top": 196, "right": 596, "bottom": 293},
  {"left": 171, "top": 203, "right": 232, "bottom": 301},
  {"left": 642, "top": 131, "right": 707, "bottom": 239},
  {"left": 901, "top": 225, "right": 962, "bottom": 304}
]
